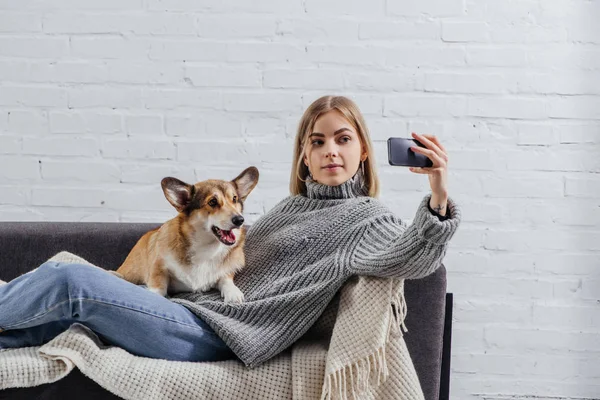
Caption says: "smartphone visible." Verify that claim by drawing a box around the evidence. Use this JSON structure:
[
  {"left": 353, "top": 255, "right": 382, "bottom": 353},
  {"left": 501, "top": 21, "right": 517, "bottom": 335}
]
[{"left": 387, "top": 137, "right": 433, "bottom": 168}]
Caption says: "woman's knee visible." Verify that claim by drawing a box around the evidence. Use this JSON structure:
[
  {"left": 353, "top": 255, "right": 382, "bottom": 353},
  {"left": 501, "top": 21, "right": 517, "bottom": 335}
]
[{"left": 38, "top": 262, "right": 101, "bottom": 294}]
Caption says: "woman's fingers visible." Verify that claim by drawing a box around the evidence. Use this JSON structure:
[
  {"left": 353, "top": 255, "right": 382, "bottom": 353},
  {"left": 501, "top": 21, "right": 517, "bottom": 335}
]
[
  {"left": 410, "top": 145, "right": 446, "bottom": 167},
  {"left": 409, "top": 167, "right": 444, "bottom": 174},
  {"left": 411, "top": 132, "right": 448, "bottom": 162}
]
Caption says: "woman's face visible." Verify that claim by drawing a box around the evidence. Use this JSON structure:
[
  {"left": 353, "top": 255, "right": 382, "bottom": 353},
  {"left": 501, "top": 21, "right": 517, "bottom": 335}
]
[{"left": 303, "top": 110, "right": 366, "bottom": 187}]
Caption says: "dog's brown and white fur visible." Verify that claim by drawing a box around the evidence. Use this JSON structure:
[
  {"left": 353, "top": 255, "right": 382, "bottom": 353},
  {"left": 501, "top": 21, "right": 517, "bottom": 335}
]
[{"left": 113, "top": 166, "right": 259, "bottom": 303}]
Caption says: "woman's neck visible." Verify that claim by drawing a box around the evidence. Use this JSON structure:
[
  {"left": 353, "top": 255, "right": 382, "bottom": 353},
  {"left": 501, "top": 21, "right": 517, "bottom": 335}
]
[{"left": 304, "top": 169, "right": 369, "bottom": 200}]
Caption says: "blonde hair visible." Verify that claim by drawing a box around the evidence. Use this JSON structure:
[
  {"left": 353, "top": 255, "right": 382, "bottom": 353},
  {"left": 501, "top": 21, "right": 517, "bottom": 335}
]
[{"left": 289, "top": 95, "right": 380, "bottom": 197}]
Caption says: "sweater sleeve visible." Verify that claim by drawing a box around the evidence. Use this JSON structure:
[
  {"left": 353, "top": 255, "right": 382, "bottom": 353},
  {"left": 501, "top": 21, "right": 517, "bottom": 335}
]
[{"left": 348, "top": 195, "right": 461, "bottom": 279}]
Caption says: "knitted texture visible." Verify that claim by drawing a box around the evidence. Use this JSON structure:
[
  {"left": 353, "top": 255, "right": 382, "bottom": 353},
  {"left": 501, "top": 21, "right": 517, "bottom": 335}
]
[
  {"left": 0, "top": 251, "right": 427, "bottom": 400},
  {"left": 170, "top": 172, "right": 461, "bottom": 368}
]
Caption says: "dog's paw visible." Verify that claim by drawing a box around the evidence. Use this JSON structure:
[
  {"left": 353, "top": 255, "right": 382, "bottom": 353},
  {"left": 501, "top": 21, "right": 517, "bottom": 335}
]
[
  {"left": 222, "top": 286, "right": 244, "bottom": 304},
  {"left": 0, "top": 279, "right": 6, "bottom": 286}
]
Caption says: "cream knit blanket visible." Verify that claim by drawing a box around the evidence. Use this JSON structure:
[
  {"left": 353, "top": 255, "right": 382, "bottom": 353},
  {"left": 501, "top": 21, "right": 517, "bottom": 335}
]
[{"left": 0, "top": 252, "right": 425, "bottom": 400}]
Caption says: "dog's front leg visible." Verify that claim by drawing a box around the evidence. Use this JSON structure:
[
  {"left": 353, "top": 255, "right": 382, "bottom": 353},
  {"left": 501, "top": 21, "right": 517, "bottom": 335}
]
[
  {"left": 217, "top": 274, "right": 244, "bottom": 304},
  {"left": 147, "top": 260, "right": 169, "bottom": 297}
]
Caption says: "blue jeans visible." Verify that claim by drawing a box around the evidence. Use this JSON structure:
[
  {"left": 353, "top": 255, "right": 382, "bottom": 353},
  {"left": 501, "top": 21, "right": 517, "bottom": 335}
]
[{"left": 0, "top": 261, "right": 236, "bottom": 362}]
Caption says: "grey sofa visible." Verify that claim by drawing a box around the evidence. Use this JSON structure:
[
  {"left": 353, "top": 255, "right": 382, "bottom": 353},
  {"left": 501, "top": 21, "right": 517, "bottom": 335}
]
[{"left": 0, "top": 222, "right": 453, "bottom": 400}]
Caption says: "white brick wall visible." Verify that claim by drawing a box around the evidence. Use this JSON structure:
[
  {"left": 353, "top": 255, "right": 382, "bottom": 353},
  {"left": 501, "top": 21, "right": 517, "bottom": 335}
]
[{"left": 1, "top": 0, "right": 599, "bottom": 398}]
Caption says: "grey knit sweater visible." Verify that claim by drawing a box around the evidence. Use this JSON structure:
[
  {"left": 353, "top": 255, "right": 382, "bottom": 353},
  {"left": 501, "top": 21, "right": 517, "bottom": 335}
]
[{"left": 170, "top": 173, "right": 461, "bottom": 368}]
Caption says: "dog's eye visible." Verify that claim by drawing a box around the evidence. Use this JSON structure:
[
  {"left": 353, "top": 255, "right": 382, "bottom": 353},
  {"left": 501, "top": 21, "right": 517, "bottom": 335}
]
[
  {"left": 208, "top": 198, "right": 218, "bottom": 207},
  {"left": 233, "top": 196, "right": 237, "bottom": 203}
]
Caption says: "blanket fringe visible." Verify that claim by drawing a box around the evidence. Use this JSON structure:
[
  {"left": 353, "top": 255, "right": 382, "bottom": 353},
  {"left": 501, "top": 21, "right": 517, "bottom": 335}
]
[{"left": 320, "top": 285, "right": 407, "bottom": 400}]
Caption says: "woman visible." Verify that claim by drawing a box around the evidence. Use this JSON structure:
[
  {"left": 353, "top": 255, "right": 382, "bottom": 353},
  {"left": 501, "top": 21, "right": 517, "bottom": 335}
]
[{"left": 0, "top": 95, "right": 460, "bottom": 369}]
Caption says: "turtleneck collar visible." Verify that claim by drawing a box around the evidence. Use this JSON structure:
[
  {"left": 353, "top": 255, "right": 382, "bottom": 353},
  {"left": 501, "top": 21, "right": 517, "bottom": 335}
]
[{"left": 304, "top": 169, "right": 369, "bottom": 200}]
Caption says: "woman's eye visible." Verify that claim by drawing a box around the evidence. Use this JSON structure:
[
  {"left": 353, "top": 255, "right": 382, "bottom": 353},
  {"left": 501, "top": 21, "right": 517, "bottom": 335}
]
[
  {"left": 208, "top": 198, "right": 218, "bottom": 207},
  {"left": 340, "top": 136, "right": 351, "bottom": 143},
  {"left": 311, "top": 140, "right": 323, "bottom": 146}
]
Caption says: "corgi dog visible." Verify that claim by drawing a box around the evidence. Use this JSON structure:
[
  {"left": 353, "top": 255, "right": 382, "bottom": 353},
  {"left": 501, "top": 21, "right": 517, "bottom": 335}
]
[{"left": 113, "top": 166, "right": 259, "bottom": 303}]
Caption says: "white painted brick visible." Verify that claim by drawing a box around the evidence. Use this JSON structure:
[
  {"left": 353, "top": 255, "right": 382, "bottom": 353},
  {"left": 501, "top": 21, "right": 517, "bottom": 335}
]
[
  {"left": 204, "top": 114, "right": 244, "bottom": 138},
  {"left": 106, "top": 61, "right": 184, "bottom": 85},
  {"left": 306, "top": 45, "right": 386, "bottom": 66},
  {"left": 279, "top": 19, "right": 359, "bottom": 41},
  {"left": 442, "top": 22, "right": 488, "bottom": 43},
  {"left": 70, "top": 37, "right": 151, "bottom": 60},
  {"left": 344, "top": 70, "right": 417, "bottom": 93},
  {"left": 32, "top": 187, "right": 106, "bottom": 207},
  {"left": 0, "top": 186, "right": 30, "bottom": 205},
  {"left": 504, "top": 149, "right": 600, "bottom": 172},
  {"left": 102, "top": 138, "right": 176, "bottom": 160},
  {"left": 548, "top": 96, "right": 600, "bottom": 119},
  {"left": 0, "top": 207, "right": 44, "bottom": 221},
  {"left": 0, "top": 60, "right": 30, "bottom": 81},
  {"left": 43, "top": 12, "right": 196, "bottom": 35},
  {"left": 557, "top": 123, "right": 600, "bottom": 144},
  {"left": 451, "top": 275, "right": 555, "bottom": 299},
  {"left": 149, "top": 40, "right": 229, "bottom": 63},
  {"left": 263, "top": 69, "right": 345, "bottom": 90},
  {"left": 305, "top": 0, "right": 385, "bottom": 16},
  {"left": 388, "top": 45, "right": 467, "bottom": 68},
  {"left": 185, "top": 66, "right": 261, "bottom": 88},
  {"left": 508, "top": 71, "right": 600, "bottom": 95},
  {"left": 424, "top": 72, "right": 506, "bottom": 94},
  {"left": 197, "top": 16, "right": 277, "bottom": 39},
  {"left": 226, "top": 43, "right": 307, "bottom": 63},
  {"left": 29, "top": 61, "right": 108, "bottom": 84},
  {"left": 243, "top": 117, "right": 287, "bottom": 138},
  {"left": 176, "top": 140, "right": 261, "bottom": 165},
  {"left": 467, "top": 47, "right": 527, "bottom": 67},
  {"left": 0, "top": 13, "right": 42, "bottom": 32},
  {"left": 515, "top": 122, "right": 559, "bottom": 146},
  {"left": 482, "top": 175, "right": 564, "bottom": 198},
  {"left": 384, "top": 95, "right": 467, "bottom": 118},
  {"left": 120, "top": 163, "right": 193, "bottom": 184},
  {"left": 125, "top": 115, "right": 164, "bottom": 136},
  {"left": 49, "top": 111, "right": 123, "bottom": 135},
  {"left": 23, "top": 137, "right": 99, "bottom": 157},
  {"left": 144, "top": 89, "right": 221, "bottom": 110},
  {"left": 68, "top": 87, "right": 144, "bottom": 109},
  {"left": 533, "top": 303, "right": 600, "bottom": 330},
  {"left": 10, "top": 0, "right": 144, "bottom": 10},
  {"left": 528, "top": 45, "right": 600, "bottom": 70},
  {"left": 484, "top": 229, "right": 600, "bottom": 252},
  {"left": 533, "top": 253, "right": 600, "bottom": 276},
  {"left": 360, "top": 21, "right": 439, "bottom": 41},
  {"left": 120, "top": 210, "right": 174, "bottom": 223},
  {"left": 41, "top": 160, "right": 121, "bottom": 182},
  {"left": 0, "top": 36, "right": 68, "bottom": 58},
  {"left": 490, "top": 24, "right": 567, "bottom": 43},
  {"left": 484, "top": 327, "right": 600, "bottom": 353},
  {"left": 147, "top": 0, "right": 304, "bottom": 14},
  {"left": 467, "top": 97, "right": 547, "bottom": 119},
  {"left": 565, "top": 177, "right": 600, "bottom": 198},
  {"left": 0, "top": 86, "right": 68, "bottom": 107},
  {"left": 7, "top": 110, "right": 48, "bottom": 134},
  {"left": 0, "top": 136, "right": 21, "bottom": 154},
  {"left": 387, "top": 0, "right": 464, "bottom": 17},
  {"left": 165, "top": 114, "right": 206, "bottom": 137},
  {"left": 223, "top": 93, "right": 302, "bottom": 113}
]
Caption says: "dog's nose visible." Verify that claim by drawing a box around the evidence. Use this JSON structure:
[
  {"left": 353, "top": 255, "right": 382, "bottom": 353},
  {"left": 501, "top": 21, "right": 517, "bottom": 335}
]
[{"left": 232, "top": 215, "right": 244, "bottom": 227}]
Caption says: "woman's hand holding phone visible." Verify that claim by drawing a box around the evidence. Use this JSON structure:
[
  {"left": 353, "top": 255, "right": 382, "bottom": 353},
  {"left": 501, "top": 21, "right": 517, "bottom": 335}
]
[{"left": 388, "top": 132, "right": 450, "bottom": 216}]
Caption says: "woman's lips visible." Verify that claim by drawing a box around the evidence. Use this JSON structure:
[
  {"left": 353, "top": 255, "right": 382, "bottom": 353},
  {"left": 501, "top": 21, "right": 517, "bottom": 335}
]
[{"left": 324, "top": 165, "right": 341, "bottom": 172}]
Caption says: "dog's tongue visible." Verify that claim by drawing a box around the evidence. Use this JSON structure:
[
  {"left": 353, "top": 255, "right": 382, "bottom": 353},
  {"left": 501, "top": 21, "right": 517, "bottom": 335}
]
[{"left": 220, "top": 229, "right": 236, "bottom": 243}]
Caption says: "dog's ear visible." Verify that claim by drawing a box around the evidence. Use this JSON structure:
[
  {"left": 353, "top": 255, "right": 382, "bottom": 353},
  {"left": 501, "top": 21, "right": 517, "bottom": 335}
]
[
  {"left": 232, "top": 166, "right": 259, "bottom": 201},
  {"left": 161, "top": 177, "right": 194, "bottom": 212}
]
